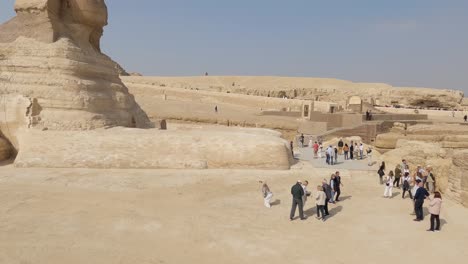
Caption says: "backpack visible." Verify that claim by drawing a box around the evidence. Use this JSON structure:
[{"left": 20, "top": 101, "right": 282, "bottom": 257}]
[{"left": 378, "top": 169, "right": 385, "bottom": 177}]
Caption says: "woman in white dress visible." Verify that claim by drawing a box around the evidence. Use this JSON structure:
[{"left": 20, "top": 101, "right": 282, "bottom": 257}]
[{"left": 384, "top": 171, "right": 394, "bottom": 198}]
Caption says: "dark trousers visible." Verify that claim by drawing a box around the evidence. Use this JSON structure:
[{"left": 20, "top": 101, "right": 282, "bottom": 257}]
[
  {"left": 350, "top": 151, "right": 353, "bottom": 160},
  {"left": 393, "top": 178, "right": 400, "bottom": 187},
  {"left": 290, "top": 198, "right": 304, "bottom": 219},
  {"left": 317, "top": 205, "right": 326, "bottom": 218},
  {"left": 402, "top": 188, "right": 413, "bottom": 199},
  {"left": 415, "top": 200, "right": 424, "bottom": 220},
  {"left": 326, "top": 154, "right": 330, "bottom": 164},
  {"left": 430, "top": 214, "right": 440, "bottom": 230},
  {"left": 335, "top": 188, "right": 341, "bottom": 201},
  {"left": 324, "top": 198, "right": 330, "bottom": 215}
]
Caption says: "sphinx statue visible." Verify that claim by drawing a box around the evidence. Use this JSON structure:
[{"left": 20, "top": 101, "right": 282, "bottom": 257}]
[{"left": 0, "top": 0, "right": 152, "bottom": 150}]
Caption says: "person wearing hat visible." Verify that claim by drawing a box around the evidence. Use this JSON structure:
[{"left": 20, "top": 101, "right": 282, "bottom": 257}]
[
  {"left": 413, "top": 180, "right": 430, "bottom": 221},
  {"left": 290, "top": 180, "right": 306, "bottom": 220}
]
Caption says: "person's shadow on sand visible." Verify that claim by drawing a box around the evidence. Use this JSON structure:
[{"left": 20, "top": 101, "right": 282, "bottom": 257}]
[{"left": 271, "top": 199, "right": 281, "bottom": 206}]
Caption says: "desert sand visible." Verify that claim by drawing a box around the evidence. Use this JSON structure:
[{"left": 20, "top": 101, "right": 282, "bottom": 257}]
[{"left": 1, "top": 161, "right": 468, "bottom": 264}]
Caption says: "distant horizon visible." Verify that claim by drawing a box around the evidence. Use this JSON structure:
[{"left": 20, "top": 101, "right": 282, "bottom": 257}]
[{"left": 1, "top": 0, "right": 467, "bottom": 95}]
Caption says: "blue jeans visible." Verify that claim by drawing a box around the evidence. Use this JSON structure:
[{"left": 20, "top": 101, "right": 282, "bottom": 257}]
[{"left": 330, "top": 191, "right": 335, "bottom": 202}]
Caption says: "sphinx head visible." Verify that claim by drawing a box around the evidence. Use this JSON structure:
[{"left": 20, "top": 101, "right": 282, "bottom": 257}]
[{"left": 13, "top": 0, "right": 108, "bottom": 51}]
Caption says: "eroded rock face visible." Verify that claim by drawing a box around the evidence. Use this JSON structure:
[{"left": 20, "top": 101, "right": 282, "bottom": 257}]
[
  {"left": 0, "top": 0, "right": 152, "bottom": 150},
  {"left": 0, "top": 137, "right": 12, "bottom": 161},
  {"left": 14, "top": 128, "right": 292, "bottom": 170},
  {"left": 448, "top": 151, "right": 468, "bottom": 207}
]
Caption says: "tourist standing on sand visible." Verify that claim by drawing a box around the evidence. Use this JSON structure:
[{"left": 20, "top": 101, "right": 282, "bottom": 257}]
[
  {"left": 427, "top": 192, "right": 442, "bottom": 232},
  {"left": 343, "top": 144, "right": 349, "bottom": 160},
  {"left": 330, "top": 174, "right": 336, "bottom": 204},
  {"left": 334, "top": 146, "right": 338, "bottom": 163},
  {"left": 215, "top": 105, "right": 218, "bottom": 113},
  {"left": 354, "top": 142, "right": 359, "bottom": 160},
  {"left": 322, "top": 179, "right": 333, "bottom": 215},
  {"left": 394, "top": 164, "right": 402, "bottom": 188},
  {"left": 464, "top": 115, "right": 467, "bottom": 122},
  {"left": 414, "top": 180, "right": 430, "bottom": 221},
  {"left": 318, "top": 142, "right": 323, "bottom": 158},
  {"left": 260, "top": 181, "right": 273, "bottom": 208},
  {"left": 349, "top": 141, "right": 354, "bottom": 160},
  {"left": 290, "top": 141, "right": 294, "bottom": 157},
  {"left": 378, "top": 161, "right": 386, "bottom": 184},
  {"left": 309, "top": 139, "right": 313, "bottom": 149},
  {"left": 334, "top": 171, "right": 343, "bottom": 201},
  {"left": 402, "top": 172, "right": 412, "bottom": 199},
  {"left": 315, "top": 185, "right": 327, "bottom": 221},
  {"left": 299, "top": 134, "right": 305, "bottom": 148},
  {"left": 313, "top": 142, "right": 319, "bottom": 158},
  {"left": 366, "top": 146, "right": 373, "bottom": 166},
  {"left": 301, "top": 181, "right": 311, "bottom": 208},
  {"left": 290, "top": 181, "right": 306, "bottom": 220},
  {"left": 384, "top": 171, "right": 394, "bottom": 198},
  {"left": 326, "top": 146, "right": 334, "bottom": 165},
  {"left": 359, "top": 143, "right": 364, "bottom": 160},
  {"left": 426, "top": 166, "right": 435, "bottom": 193},
  {"left": 338, "top": 138, "right": 344, "bottom": 155}
]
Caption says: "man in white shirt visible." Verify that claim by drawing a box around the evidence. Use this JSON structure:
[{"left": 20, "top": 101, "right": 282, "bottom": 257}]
[{"left": 359, "top": 143, "right": 364, "bottom": 160}]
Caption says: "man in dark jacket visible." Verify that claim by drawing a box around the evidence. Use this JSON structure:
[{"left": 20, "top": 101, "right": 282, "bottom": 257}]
[
  {"left": 334, "top": 171, "right": 343, "bottom": 201},
  {"left": 413, "top": 180, "right": 429, "bottom": 221},
  {"left": 290, "top": 181, "right": 306, "bottom": 220},
  {"left": 322, "top": 179, "right": 332, "bottom": 216}
]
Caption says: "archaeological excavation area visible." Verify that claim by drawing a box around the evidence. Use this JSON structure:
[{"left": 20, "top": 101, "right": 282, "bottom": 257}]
[{"left": 1, "top": 1, "right": 468, "bottom": 264}]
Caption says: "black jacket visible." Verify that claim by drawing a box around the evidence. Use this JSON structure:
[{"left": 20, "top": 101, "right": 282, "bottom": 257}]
[{"left": 291, "top": 183, "right": 304, "bottom": 199}]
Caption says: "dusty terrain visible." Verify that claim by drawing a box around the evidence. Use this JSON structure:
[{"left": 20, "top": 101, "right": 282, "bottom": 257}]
[{"left": 1, "top": 161, "right": 467, "bottom": 264}]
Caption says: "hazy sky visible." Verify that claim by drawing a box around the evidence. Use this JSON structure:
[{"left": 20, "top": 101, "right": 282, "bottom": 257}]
[{"left": 1, "top": 0, "right": 467, "bottom": 94}]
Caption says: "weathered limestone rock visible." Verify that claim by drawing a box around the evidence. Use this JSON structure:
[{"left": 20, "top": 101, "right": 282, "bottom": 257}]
[
  {"left": 14, "top": 128, "right": 292, "bottom": 170},
  {"left": 0, "top": 0, "right": 152, "bottom": 150},
  {"left": 448, "top": 151, "right": 468, "bottom": 207},
  {"left": 0, "top": 137, "right": 12, "bottom": 161}
]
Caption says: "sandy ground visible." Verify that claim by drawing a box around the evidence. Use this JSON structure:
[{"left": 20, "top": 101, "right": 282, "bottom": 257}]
[{"left": 1, "top": 162, "right": 467, "bottom": 264}]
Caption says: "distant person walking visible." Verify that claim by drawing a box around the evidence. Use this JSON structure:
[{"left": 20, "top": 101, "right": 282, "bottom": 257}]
[
  {"left": 464, "top": 114, "right": 467, "bottom": 122},
  {"left": 290, "top": 141, "right": 294, "bottom": 157},
  {"left": 318, "top": 142, "right": 323, "bottom": 158},
  {"left": 427, "top": 192, "right": 442, "bottom": 232},
  {"left": 315, "top": 185, "right": 327, "bottom": 221},
  {"left": 414, "top": 180, "right": 430, "bottom": 221},
  {"left": 366, "top": 146, "right": 373, "bottom": 166},
  {"left": 349, "top": 141, "right": 354, "bottom": 160},
  {"left": 259, "top": 181, "right": 273, "bottom": 208},
  {"left": 378, "top": 161, "right": 386, "bottom": 184},
  {"left": 299, "top": 134, "right": 305, "bottom": 148},
  {"left": 322, "top": 179, "right": 333, "bottom": 215},
  {"left": 343, "top": 144, "right": 349, "bottom": 160},
  {"left": 329, "top": 174, "right": 336, "bottom": 203},
  {"left": 313, "top": 142, "right": 319, "bottom": 158},
  {"left": 214, "top": 105, "right": 218, "bottom": 113},
  {"left": 359, "top": 143, "right": 364, "bottom": 160},
  {"left": 426, "top": 166, "right": 435, "bottom": 193},
  {"left": 384, "top": 171, "right": 394, "bottom": 198},
  {"left": 334, "top": 146, "right": 338, "bottom": 163},
  {"left": 290, "top": 181, "right": 306, "bottom": 220},
  {"left": 301, "top": 180, "right": 311, "bottom": 208},
  {"left": 326, "top": 146, "right": 334, "bottom": 165},
  {"left": 333, "top": 171, "right": 343, "bottom": 201}
]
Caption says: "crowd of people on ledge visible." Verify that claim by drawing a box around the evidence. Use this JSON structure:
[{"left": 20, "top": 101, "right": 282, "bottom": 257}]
[
  {"left": 377, "top": 159, "right": 442, "bottom": 232},
  {"left": 260, "top": 171, "right": 344, "bottom": 222}
]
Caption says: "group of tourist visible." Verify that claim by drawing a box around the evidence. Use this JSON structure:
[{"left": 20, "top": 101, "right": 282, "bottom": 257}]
[
  {"left": 306, "top": 138, "right": 373, "bottom": 166},
  {"left": 260, "top": 171, "right": 344, "bottom": 222},
  {"left": 378, "top": 159, "right": 443, "bottom": 232}
]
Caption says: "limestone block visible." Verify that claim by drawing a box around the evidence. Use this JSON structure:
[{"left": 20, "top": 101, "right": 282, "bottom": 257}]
[
  {"left": 14, "top": 128, "right": 292, "bottom": 170},
  {"left": 0, "top": 137, "right": 12, "bottom": 161}
]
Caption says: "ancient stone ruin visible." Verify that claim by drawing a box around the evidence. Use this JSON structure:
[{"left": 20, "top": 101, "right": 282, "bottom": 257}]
[{"left": 0, "top": 0, "right": 152, "bottom": 150}]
